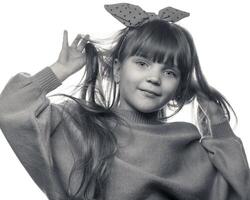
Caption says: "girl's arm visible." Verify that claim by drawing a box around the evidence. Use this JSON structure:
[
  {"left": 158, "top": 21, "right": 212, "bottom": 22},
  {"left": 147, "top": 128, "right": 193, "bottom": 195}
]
[
  {"left": 0, "top": 31, "right": 89, "bottom": 199},
  {"left": 200, "top": 122, "right": 250, "bottom": 198},
  {"left": 0, "top": 67, "right": 66, "bottom": 199},
  {"left": 197, "top": 93, "right": 250, "bottom": 199}
]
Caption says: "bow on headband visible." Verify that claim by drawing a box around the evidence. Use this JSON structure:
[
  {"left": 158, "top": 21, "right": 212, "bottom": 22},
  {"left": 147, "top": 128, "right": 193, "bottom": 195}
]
[{"left": 104, "top": 3, "right": 190, "bottom": 27}]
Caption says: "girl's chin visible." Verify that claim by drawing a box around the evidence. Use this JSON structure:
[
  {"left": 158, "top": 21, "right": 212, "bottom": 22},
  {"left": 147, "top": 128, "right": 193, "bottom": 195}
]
[
  {"left": 118, "top": 98, "right": 166, "bottom": 113},
  {"left": 117, "top": 104, "right": 161, "bottom": 113},
  {"left": 133, "top": 104, "right": 163, "bottom": 113}
]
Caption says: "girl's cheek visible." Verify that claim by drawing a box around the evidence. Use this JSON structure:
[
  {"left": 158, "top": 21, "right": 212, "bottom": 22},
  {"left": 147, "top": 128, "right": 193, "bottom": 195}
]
[
  {"left": 126, "top": 69, "right": 145, "bottom": 80},
  {"left": 163, "top": 78, "right": 180, "bottom": 88},
  {"left": 161, "top": 79, "right": 180, "bottom": 96}
]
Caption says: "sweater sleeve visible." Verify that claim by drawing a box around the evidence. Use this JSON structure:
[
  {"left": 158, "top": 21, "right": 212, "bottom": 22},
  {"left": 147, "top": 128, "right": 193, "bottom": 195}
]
[
  {"left": 200, "top": 121, "right": 250, "bottom": 199},
  {"left": 0, "top": 67, "right": 69, "bottom": 199}
]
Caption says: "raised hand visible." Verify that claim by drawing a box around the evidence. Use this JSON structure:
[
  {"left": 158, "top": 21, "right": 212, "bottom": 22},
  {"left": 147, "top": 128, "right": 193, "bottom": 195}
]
[
  {"left": 192, "top": 81, "right": 227, "bottom": 125},
  {"left": 50, "top": 30, "right": 89, "bottom": 81},
  {"left": 196, "top": 90, "right": 227, "bottom": 125}
]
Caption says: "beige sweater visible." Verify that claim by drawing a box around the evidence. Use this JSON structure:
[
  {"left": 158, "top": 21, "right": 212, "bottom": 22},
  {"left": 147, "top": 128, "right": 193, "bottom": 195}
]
[{"left": 0, "top": 67, "right": 249, "bottom": 200}]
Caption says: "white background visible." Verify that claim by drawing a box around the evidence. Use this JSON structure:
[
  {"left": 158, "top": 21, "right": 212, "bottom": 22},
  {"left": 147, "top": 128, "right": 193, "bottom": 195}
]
[{"left": 0, "top": 0, "right": 249, "bottom": 199}]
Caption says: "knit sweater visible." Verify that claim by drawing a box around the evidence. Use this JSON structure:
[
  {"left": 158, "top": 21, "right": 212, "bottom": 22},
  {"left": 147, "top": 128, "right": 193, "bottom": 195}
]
[{"left": 0, "top": 67, "right": 249, "bottom": 200}]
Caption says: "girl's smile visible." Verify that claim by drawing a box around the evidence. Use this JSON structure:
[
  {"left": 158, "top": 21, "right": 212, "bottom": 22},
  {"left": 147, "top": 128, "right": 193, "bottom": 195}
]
[
  {"left": 114, "top": 56, "right": 181, "bottom": 113},
  {"left": 139, "top": 88, "right": 161, "bottom": 97}
]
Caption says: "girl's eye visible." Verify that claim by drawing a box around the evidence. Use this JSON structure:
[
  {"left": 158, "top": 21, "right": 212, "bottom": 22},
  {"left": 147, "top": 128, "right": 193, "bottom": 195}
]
[
  {"left": 163, "top": 70, "right": 176, "bottom": 77},
  {"left": 136, "top": 61, "right": 149, "bottom": 68}
]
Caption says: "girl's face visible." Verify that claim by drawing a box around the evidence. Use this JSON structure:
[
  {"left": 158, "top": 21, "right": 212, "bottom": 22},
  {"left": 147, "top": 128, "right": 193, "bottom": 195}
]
[{"left": 114, "top": 56, "right": 181, "bottom": 113}]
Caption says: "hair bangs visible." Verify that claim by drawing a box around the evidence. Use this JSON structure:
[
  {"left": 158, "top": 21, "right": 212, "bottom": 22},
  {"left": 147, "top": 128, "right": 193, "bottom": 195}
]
[{"left": 121, "top": 22, "right": 186, "bottom": 70}]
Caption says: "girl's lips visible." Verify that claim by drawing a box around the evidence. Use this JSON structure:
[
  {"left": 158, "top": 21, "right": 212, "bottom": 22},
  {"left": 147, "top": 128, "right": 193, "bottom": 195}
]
[{"left": 139, "top": 89, "right": 161, "bottom": 96}]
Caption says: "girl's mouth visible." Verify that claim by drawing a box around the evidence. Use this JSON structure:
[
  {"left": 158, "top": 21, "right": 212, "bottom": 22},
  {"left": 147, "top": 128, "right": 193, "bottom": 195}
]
[{"left": 139, "top": 89, "right": 161, "bottom": 97}]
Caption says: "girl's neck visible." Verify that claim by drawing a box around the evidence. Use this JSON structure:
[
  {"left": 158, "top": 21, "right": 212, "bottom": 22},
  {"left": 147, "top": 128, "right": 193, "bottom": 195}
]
[{"left": 112, "top": 107, "right": 164, "bottom": 125}]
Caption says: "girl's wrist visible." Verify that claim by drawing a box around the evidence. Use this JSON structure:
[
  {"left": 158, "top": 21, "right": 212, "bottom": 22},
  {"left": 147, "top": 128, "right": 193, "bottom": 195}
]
[{"left": 49, "top": 63, "right": 72, "bottom": 82}]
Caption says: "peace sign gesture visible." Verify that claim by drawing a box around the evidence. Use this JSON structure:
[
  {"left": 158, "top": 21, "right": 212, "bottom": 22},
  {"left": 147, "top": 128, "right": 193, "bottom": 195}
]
[{"left": 50, "top": 30, "right": 89, "bottom": 81}]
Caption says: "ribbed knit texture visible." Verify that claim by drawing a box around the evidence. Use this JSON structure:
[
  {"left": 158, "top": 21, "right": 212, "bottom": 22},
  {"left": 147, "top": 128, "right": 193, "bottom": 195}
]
[
  {"left": 113, "top": 108, "right": 164, "bottom": 124},
  {"left": 32, "top": 66, "right": 62, "bottom": 93}
]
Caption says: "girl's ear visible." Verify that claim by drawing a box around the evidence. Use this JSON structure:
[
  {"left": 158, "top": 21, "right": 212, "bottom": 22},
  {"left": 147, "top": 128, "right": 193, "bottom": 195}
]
[{"left": 113, "top": 58, "right": 121, "bottom": 83}]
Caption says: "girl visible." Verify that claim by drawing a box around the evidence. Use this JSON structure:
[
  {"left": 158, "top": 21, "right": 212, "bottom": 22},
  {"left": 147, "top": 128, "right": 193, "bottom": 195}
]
[{"left": 0, "top": 3, "right": 249, "bottom": 200}]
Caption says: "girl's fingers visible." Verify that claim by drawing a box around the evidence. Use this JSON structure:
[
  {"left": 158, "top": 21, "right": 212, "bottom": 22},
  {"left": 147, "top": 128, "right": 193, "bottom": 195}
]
[
  {"left": 71, "top": 34, "right": 82, "bottom": 48},
  {"left": 62, "top": 30, "right": 69, "bottom": 49},
  {"left": 197, "top": 95, "right": 208, "bottom": 109},
  {"left": 76, "top": 35, "right": 90, "bottom": 52},
  {"left": 194, "top": 86, "right": 210, "bottom": 114},
  {"left": 196, "top": 93, "right": 210, "bottom": 105}
]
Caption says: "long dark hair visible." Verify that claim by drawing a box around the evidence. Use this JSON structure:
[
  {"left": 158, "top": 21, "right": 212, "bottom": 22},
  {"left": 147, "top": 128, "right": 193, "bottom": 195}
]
[{"left": 51, "top": 19, "right": 237, "bottom": 199}]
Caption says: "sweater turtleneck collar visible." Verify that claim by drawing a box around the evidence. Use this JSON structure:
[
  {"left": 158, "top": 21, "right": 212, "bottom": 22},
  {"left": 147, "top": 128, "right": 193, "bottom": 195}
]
[{"left": 112, "top": 107, "right": 165, "bottom": 125}]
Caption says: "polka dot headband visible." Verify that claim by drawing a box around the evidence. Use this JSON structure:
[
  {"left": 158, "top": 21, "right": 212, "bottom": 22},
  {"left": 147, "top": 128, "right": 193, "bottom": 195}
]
[{"left": 104, "top": 3, "right": 190, "bottom": 27}]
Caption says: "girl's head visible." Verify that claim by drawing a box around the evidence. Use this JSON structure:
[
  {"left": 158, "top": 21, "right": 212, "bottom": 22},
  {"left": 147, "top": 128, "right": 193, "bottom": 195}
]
[{"left": 107, "top": 19, "right": 195, "bottom": 115}]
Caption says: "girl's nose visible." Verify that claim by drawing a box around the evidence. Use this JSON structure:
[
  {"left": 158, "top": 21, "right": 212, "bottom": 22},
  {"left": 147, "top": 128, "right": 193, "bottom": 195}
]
[{"left": 146, "top": 75, "right": 161, "bottom": 86}]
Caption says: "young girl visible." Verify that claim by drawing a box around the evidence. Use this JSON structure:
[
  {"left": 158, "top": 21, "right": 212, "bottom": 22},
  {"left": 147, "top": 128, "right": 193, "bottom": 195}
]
[{"left": 0, "top": 3, "right": 249, "bottom": 200}]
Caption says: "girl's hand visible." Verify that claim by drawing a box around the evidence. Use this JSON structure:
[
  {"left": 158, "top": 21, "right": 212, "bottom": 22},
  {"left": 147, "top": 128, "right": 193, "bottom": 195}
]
[
  {"left": 50, "top": 30, "right": 89, "bottom": 81},
  {"left": 193, "top": 82, "right": 227, "bottom": 125}
]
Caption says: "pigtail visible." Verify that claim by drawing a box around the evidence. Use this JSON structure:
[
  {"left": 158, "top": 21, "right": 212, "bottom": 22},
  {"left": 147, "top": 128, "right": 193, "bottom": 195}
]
[
  {"left": 181, "top": 27, "right": 237, "bottom": 136},
  {"left": 194, "top": 53, "right": 237, "bottom": 135},
  {"left": 53, "top": 39, "right": 124, "bottom": 200},
  {"left": 81, "top": 43, "right": 99, "bottom": 102},
  {"left": 68, "top": 42, "right": 119, "bottom": 200},
  {"left": 80, "top": 42, "right": 109, "bottom": 106}
]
